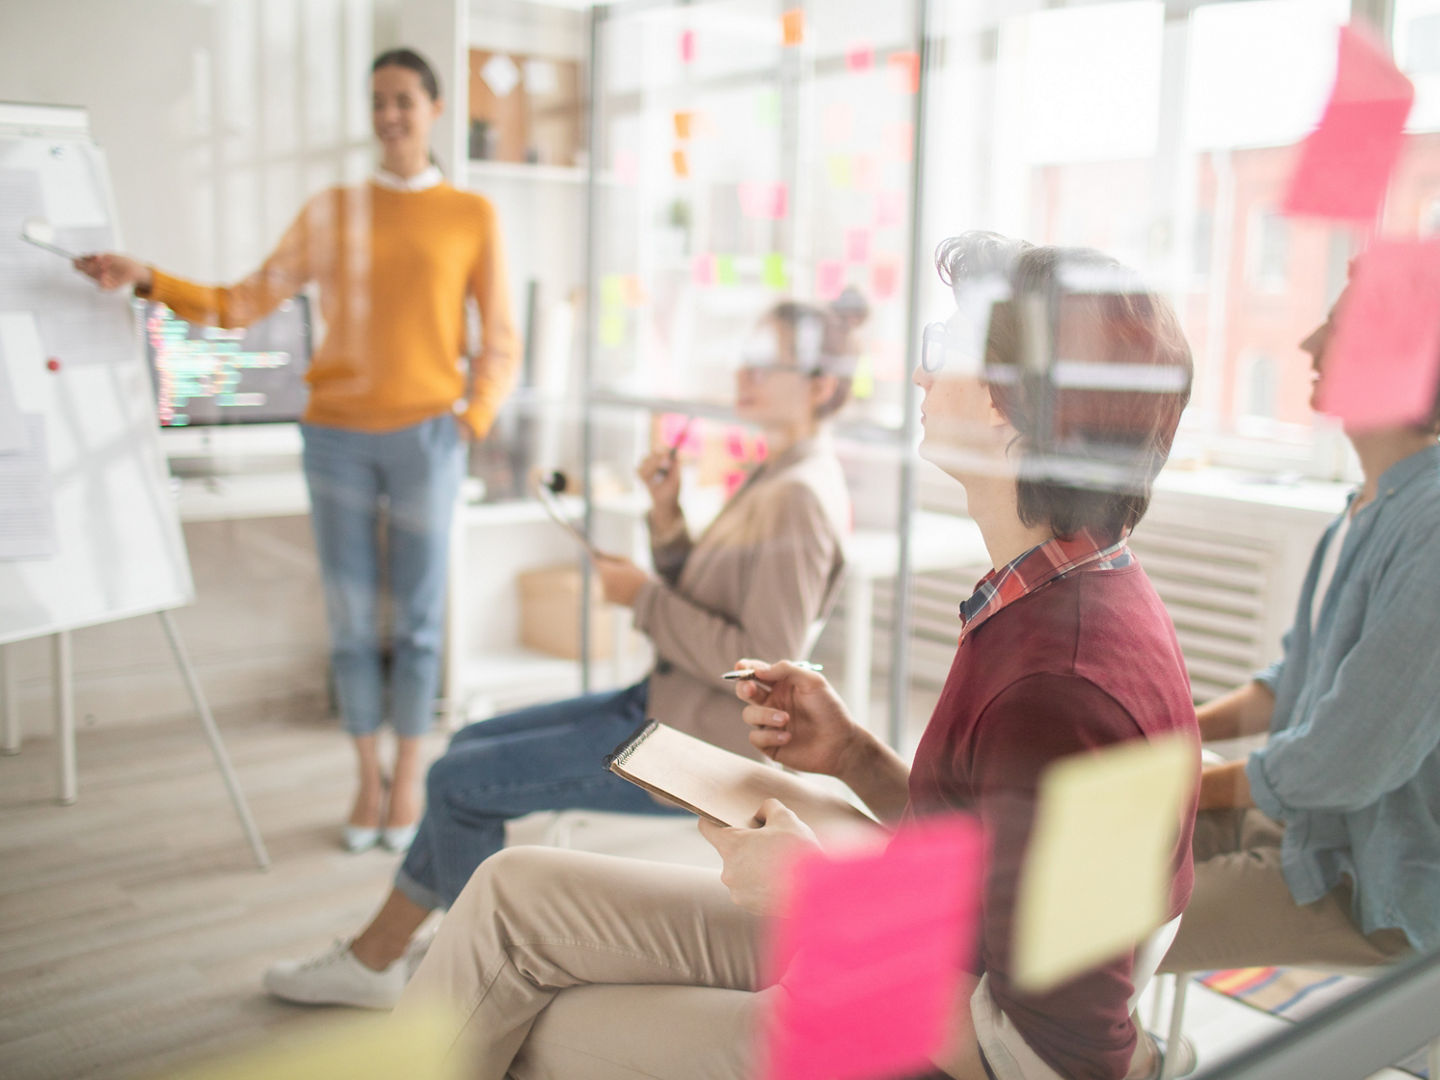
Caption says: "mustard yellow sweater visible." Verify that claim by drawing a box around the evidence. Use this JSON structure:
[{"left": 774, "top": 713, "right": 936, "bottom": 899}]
[{"left": 146, "top": 182, "right": 519, "bottom": 436}]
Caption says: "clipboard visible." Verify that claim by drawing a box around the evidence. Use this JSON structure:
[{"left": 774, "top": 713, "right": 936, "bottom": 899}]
[
  {"left": 606, "top": 720, "right": 881, "bottom": 846},
  {"left": 534, "top": 477, "right": 602, "bottom": 558}
]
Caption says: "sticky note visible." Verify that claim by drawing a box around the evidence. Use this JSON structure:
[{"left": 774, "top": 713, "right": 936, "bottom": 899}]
[
  {"left": 1316, "top": 238, "right": 1440, "bottom": 430},
  {"left": 817, "top": 260, "right": 846, "bottom": 301},
  {"left": 599, "top": 311, "right": 625, "bottom": 347},
  {"left": 672, "top": 148, "right": 689, "bottom": 178},
  {"left": 845, "top": 228, "right": 870, "bottom": 264},
  {"left": 846, "top": 45, "right": 875, "bottom": 72},
  {"left": 762, "top": 252, "right": 789, "bottom": 290},
  {"left": 613, "top": 148, "right": 639, "bottom": 186},
  {"left": 852, "top": 153, "right": 879, "bottom": 192},
  {"left": 723, "top": 469, "right": 748, "bottom": 499},
  {"left": 1282, "top": 25, "right": 1414, "bottom": 223},
  {"left": 692, "top": 253, "right": 716, "bottom": 286},
  {"left": 600, "top": 274, "right": 625, "bottom": 310},
  {"left": 872, "top": 258, "right": 900, "bottom": 300},
  {"left": 760, "top": 818, "right": 986, "bottom": 1080},
  {"left": 782, "top": 9, "right": 805, "bottom": 47},
  {"left": 825, "top": 154, "right": 852, "bottom": 189},
  {"left": 886, "top": 120, "right": 915, "bottom": 162},
  {"left": 852, "top": 354, "right": 876, "bottom": 400},
  {"left": 756, "top": 90, "right": 781, "bottom": 128},
  {"left": 725, "top": 426, "right": 747, "bottom": 461},
  {"left": 680, "top": 29, "right": 696, "bottom": 64},
  {"left": 823, "top": 103, "right": 854, "bottom": 146},
  {"left": 661, "top": 412, "right": 702, "bottom": 453},
  {"left": 888, "top": 51, "right": 921, "bottom": 95},
  {"left": 621, "top": 274, "right": 646, "bottom": 308},
  {"left": 1012, "top": 734, "right": 1197, "bottom": 994},
  {"left": 715, "top": 255, "right": 738, "bottom": 286},
  {"left": 754, "top": 435, "right": 769, "bottom": 461},
  {"left": 673, "top": 111, "right": 695, "bottom": 140},
  {"left": 876, "top": 190, "right": 905, "bottom": 228},
  {"left": 739, "top": 181, "right": 789, "bottom": 220}
]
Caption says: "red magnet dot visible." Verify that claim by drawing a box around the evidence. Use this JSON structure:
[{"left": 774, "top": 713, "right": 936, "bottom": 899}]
[{"left": 46, "top": 358, "right": 60, "bottom": 372}]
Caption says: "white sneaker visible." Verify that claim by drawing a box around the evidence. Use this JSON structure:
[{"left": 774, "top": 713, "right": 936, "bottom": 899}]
[{"left": 262, "top": 940, "right": 408, "bottom": 1009}]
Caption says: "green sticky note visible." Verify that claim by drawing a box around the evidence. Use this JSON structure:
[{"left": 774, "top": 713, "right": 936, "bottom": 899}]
[
  {"left": 599, "top": 311, "right": 625, "bottom": 347},
  {"left": 852, "top": 354, "right": 876, "bottom": 400},
  {"left": 756, "top": 90, "right": 781, "bottom": 128},
  {"left": 600, "top": 274, "right": 625, "bottom": 310},
  {"left": 825, "top": 154, "right": 852, "bottom": 189},
  {"left": 715, "top": 255, "right": 738, "bottom": 285},
  {"left": 762, "top": 252, "right": 788, "bottom": 290}
]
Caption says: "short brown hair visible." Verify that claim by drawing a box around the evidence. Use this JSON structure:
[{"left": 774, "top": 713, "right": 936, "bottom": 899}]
[
  {"left": 766, "top": 287, "right": 870, "bottom": 419},
  {"left": 938, "top": 235, "right": 1193, "bottom": 542}
]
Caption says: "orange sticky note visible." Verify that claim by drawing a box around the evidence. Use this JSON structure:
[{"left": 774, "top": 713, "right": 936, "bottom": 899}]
[
  {"left": 817, "top": 260, "right": 846, "bottom": 301},
  {"left": 672, "top": 148, "right": 689, "bottom": 178},
  {"left": 886, "top": 120, "right": 915, "bottom": 162},
  {"left": 888, "top": 50, "right": 921, "bottom": 95},
  {"left": 845, "top": 228, "right": 870, "bottom": 264},
  {"left": 853, "top": 153, "right": 879, "bottom": 192},
  {"left": 673, "top": 111, "right": 695, "bottom": 140},
  {"left": 872, "top": 257, "right": 900, "bottom": 300},
  {"left": 1281, "top": 24, "right": 1415, "bottom": 223},
  {"left": 1316, "top": 239, "right": 1440, "bottom": 430},
  {"left": 782, "top": 9, "right": 805, "bottom": 47},
  {"left": 760, "top": 819, "right": 986, "bottom": 1080},
  {"left": 846, "top": 45, "right": 875, "bottom": 71},
  {"left": 622, "top": 274, "right": 646, "bottom": 308}
]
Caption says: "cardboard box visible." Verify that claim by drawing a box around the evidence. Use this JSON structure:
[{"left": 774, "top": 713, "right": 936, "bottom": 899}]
[{"left": 518, "top": 565, "right": 613, "bottom": 661}]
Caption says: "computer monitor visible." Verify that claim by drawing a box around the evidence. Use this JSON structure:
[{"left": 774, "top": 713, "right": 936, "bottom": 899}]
[{"left": 142, "top": 295, "right": 311, "bottom": 427}]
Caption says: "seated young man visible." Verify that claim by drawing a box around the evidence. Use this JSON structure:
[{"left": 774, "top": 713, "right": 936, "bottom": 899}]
[
  {"left": 1160, "top": 273, "right": 1440, "bottom": 977},
  {"left": 394, "top": 234, "right": 1200, "bottom": 1080}
]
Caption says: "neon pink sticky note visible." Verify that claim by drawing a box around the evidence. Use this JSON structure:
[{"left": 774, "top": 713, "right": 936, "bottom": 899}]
[
  {"left": 845, "top": 228, "right": 870, "bottom": 264},
  {"left": 680, "top": 29, "right": 696, "bottom": 63},
  {"left": 724, "top": 426, "right": 747, "bottom": 461},
  {"left": 739, "top": 181, "right": 789, "bottom": 220},
  {"left": 872, "top": 257, "right": 900, "bottom": 300},
  {"left": 1281, "top": 25, "right": 1415, "bottom": 223},
  {"left": 816, "top": 260, "right": 846, "bottom": 301},
  {"left": 760, "top": 818, "right": 986, "bottom": 1080},
  {"left": 661, "top": 413, "right": 704, "bottom": 453},
  {"left": 723, "top": 469, "right": 747, "bottom": 499},
  {"left": 754, "top": 435, "right": 768, "bottom": 461},
  {"left": 876, "top": 190, "right": 905, "bottom": 228},
  {"left": 1316, "top": 239, "right": 1440, "bottom": 430},
  {"left": 692, "top": 253, "right": 716, "bottom": 285},
  {"left": 846, "top": 45, "right": 874, "bottom": 72}
]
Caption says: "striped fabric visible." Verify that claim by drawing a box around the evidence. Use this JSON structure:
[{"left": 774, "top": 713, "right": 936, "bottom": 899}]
[{"left": 958, "top": 529, "right": 1134, "bottom": 641}]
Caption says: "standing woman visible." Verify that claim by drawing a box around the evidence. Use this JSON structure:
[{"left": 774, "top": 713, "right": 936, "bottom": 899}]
[{"left": 76, "top": 49, "right": 519, "bottom": 853}]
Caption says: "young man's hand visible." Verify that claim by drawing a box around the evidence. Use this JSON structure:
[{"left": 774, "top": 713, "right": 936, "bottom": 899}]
[
  {"left": 698, "top": 799, "right": 820, "bottom": 916},
  {"left": 734, "top": 660, "right": 862, "bottom": 777}
]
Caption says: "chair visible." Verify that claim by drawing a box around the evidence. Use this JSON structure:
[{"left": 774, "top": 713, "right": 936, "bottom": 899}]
[{"left": 1157, "top": 964, "right": 1440, "bottom": 1080}]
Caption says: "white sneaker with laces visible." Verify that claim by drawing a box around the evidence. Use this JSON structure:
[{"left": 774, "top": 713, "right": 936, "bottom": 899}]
[{"left": 262, "top": 940, "right": 407, "bottom": 1009}]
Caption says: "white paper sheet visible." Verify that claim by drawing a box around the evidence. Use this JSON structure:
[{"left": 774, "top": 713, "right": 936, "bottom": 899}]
[
  {"left": 0, "top": 413, "right": 57, "bottom": 560},
  {"left": 481, "top": 53, "right": 521, "bottom": 98},
  {"left": 40, "top": 141, "right": 108, "bottom": 228}
]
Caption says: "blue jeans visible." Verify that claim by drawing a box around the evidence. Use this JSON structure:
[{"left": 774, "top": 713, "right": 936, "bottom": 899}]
[
  {"left": 394, "top": 680, "right": 684, "bottom": 910},
  {"left": 301, "top": 415, "right": 465, "bottom": 738}
]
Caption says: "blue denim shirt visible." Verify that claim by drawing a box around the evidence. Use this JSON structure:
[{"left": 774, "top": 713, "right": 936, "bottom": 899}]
[{"left": 1248, "top": 444, "right": 1440, "bottom": 951}]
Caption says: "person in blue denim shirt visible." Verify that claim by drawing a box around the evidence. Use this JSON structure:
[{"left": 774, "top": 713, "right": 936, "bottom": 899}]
[{"left": 1160, "top": 277, "right": 1440, "bottom": 977}]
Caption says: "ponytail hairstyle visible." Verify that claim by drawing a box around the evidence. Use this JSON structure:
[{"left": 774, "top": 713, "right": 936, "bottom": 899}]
[{"left": 765, "top": 286, "right": 872, "bottom": 419}]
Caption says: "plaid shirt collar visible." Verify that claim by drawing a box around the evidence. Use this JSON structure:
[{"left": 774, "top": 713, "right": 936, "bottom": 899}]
[{"left": 958, "top": 529, "right": 1134, "bottom": 640}]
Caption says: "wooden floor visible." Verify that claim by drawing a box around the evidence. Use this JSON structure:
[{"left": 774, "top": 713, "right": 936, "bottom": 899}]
[{"left": 0, "top": 703, "right": 455, "bottom": 1080}]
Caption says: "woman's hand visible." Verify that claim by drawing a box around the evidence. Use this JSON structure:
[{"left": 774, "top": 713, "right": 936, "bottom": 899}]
[
  {"left": 73, "top": 253, "right": 152, "bottom": 292},
  {"left": 637, "top": 449, "right": 682, "bottom": 530},
  {"left": 698, "top": 799, "right": 820, "bottom": 916},
  {"left": 733, "top": 659, "right": 862, "bottom": 777},
  {"left": 592, "top": 553, "right": 652, "bottom": 608}
]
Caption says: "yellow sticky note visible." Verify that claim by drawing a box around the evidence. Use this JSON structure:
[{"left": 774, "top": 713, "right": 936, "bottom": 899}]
[
  {"left": 762, "top": 252, "right": 789, "bottom": 290},
  {"left": 600, "top": 311, "right": 626, "bottom": 347},
  {"left": 852, "top": 354, "right": 875, "bottom": 399},
  {"left": 600, "top": 274, "right": 625, "bottom": 310},
  {"left": 756, "top": 90, "right": 781, "bottom": 128},
  {"left": 161, "top": 1008, "right": 462, "bottom": 1080},
  {"left": 1011, "top": 733, "right": 1197, "bottom": 994},
  {"left": 825, "top": 153, "right": 852, "bottom": 189},
  {"left": 715, "top": 255, "right": 738, "bottom": 286}
]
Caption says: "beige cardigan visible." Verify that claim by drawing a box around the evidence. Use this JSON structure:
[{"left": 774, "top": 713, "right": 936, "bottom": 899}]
[{"left": 631, "top": 437, "right": 850, "bottom": 759}]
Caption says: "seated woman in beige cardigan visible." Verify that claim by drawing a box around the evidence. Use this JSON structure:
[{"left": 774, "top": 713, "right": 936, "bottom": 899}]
[{"left": 262, "top": 292, "right": 866, "bottom": 1009}]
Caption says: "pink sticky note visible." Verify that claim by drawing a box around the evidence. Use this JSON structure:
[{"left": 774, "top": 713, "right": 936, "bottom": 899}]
[
  {"left": 845, "top": 228, "right": 871, "bottom": 264},
  {"left": 876, "top": 190, "right": 905, "bottom": 228},
  {"left": 816, "top": 260, "right": 846, "bottom": 301},
  {"left": 1282, "top": 25, "right": 1415, "bottom": 223},
  {"left": 680, "top": 29, "right": 696, "bottom": 63},
  {"left": 760, "top": 818, "right": 986, "bottom": 1080},
  {"left": 692, "top": 253, "right": 716, "bottom": 285},
  {"left": 754, "top": 435, "right": 768, "bottom": 461},
  {"left": 852, "top": 153, "right": 879, "bottom": 193},
  {"left": 872, "top": 257, "right": 900, "bottom": 300},
  {"left": 613, "top": 148, "right": 640, "bottom": 187},
  {"left": 1317, "top": 239, "right": 1440, "bottom": 430},
  {"left": 724, "top": 426, "right": 747, "bottom": 461},
  {"left": 723, "top": 469, "right": 748, "bottom": 499},
  {"left": 846, "top": 45, "right": 874, "bottom": 72},
  {"left": 822, "top": 103, "right": 853, "bottom": 146},
  {"left": 739, "top": 181, "right": 789, "bottom": 220}
]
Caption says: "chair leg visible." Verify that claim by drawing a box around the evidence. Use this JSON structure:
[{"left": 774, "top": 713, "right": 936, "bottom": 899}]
[
  {"left": 1148, "top": 972, "right": 1172, "bottom": 1032},
  {"left": 1160, "top": 973, "right": 1191, "bottom": 1080}
]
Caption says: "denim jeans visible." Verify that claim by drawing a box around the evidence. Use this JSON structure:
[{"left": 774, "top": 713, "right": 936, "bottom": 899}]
[
  {"left": 394, "top": 680, "right": 685, "bottom": 910},
  {"left": 301, "top": 414, "right": 465, "bottom": 738}
]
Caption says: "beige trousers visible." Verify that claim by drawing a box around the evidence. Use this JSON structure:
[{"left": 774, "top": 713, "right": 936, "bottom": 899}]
[{"left": 1160, "top": 809, "right": 1411, "bottom": 973}]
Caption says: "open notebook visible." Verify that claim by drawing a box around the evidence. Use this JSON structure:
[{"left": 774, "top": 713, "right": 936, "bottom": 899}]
[{"left": 607, "top": 721, "right": 882, "bottom": 846}]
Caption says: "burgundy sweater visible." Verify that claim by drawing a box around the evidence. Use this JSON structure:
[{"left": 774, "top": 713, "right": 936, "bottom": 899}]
[{"left": 907, "top": 563, "right": 1198, "bottom": 1080}]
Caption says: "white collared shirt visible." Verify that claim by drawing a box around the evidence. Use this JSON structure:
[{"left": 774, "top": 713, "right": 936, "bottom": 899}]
[{"left": 371, "top": 164, "right": 444, "bottom": 192}]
